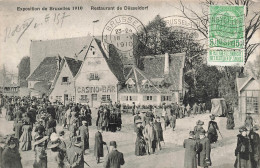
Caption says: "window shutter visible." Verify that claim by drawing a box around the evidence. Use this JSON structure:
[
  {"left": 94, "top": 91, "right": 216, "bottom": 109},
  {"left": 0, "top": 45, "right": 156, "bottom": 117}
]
[
  {"left": 143, "top": 96, "right": 146, "bottom": 101},
  {"left": 153, "top": 96, "right": 157, "bottom": 101}
]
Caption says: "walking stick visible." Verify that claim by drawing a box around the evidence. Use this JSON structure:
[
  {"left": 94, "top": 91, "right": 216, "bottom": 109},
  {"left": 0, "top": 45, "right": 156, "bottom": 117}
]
[
  {"left": 84, "top": 161, "right": 91, "bottom": 167},
  {"left": 218, "top": 129, "right": 223, "bottom": 139}
]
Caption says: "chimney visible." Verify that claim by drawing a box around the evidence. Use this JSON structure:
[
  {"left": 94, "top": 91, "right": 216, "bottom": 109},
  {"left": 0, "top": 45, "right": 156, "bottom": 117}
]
[
  {"left": 56, "top": 55, "right": 62, "bottom": 70},
  {"left": 164, "top": 52, "right": 169, "bottom": 75}
]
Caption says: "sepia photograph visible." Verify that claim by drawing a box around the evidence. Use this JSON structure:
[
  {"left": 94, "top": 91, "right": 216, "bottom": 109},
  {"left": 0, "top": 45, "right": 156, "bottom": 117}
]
[{"left": 0, "top": 0, "right": 260, "bottom": 167}]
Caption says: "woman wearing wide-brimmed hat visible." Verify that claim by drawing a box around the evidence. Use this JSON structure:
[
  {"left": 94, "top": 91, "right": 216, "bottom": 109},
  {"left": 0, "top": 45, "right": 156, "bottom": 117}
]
[
  {"left": 207, "top": 114, "right": 219, "bottom": 143},
  {"left": 48, "top": 133, "right": 66, "bottom": 168},
  {"left": 33, "top": 136, "right": 48, "bottom": 168},
  {"left": 234, "top": 126, "right": 253, "bottom": 168}
]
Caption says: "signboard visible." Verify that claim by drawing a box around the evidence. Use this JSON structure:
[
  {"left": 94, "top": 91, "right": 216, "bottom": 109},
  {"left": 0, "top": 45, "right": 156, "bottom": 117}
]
[
  {"left": 77, "top": 85, "right": 116, "bottom": 94},
  {"left": 208, "top": 6, "right": 245, "bottom": 66}
]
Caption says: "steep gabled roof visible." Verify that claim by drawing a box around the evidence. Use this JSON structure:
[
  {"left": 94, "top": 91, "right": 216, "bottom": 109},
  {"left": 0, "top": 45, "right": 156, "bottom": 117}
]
[
  {"left": 141, "top": 53, "right": 185, "bottom": 91},
  {"left": 64, "top": 57, "right": 83, "bottom": 77},
  {"left": 27, "top": 56, "right": 58, "bottom": 81},
  {"left": 30, "top": 36, "right": 94, "bottom": 73},
  {"left": 236, "top": 76, "right": 260, "bottom": 94},
  {"left": 119, "top": 66, "right": 161, "bottom": 93}
]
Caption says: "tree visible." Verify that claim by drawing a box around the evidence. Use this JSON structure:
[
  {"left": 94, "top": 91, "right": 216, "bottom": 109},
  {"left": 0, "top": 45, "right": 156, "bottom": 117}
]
[
  {"left": 245, "top": 52, "right": 260, "bottom": 78},
  {"left": 179, "top": 0, "right": 260, "bottom": 71},
  {"left": 137, "top": 15, "right": 221, "bottom": 102}
]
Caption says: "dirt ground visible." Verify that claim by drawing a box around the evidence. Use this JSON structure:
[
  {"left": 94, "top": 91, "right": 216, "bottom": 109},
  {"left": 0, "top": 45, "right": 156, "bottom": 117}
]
[{"left": 0, "top": 107, "right": 256, "bottom": 168}]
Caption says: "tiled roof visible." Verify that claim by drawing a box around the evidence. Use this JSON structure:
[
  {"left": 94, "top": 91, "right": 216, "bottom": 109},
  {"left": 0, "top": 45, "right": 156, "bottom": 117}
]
[
  {"left": 27, "top": 56, "right": 59, "bottom": 81},
  {"left": 119, "top": 66, "right": 161, "bottom": 93},
  {"left": 30, "top": 36, "right": 94, "bottom": 73},
  {"left": 141, "top": 53, "right": 185, "bottom": 91},
  {"left": 64, "top": 57, "right": 82, "bottom": 77},
  {"left": 94, "top": 38, "right": 125, "bottom": 82}
]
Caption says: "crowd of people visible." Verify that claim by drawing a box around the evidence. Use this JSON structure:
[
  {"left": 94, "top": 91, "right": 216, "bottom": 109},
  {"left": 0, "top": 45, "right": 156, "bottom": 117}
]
[
  {"left": 0, "top": 95, "right": 125, "bottom": 168},
  {"left": 0, "top": 94, "right": 259, "bottom": 168}
]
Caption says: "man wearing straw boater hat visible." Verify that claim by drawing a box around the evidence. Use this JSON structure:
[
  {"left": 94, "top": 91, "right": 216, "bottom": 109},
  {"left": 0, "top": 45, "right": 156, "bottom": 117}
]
[
  {"left": 66, "top": 136, "right": 84, "bottom": 168},
  {"left": 104, "top": 141, "right": 125, "bottom": 168},
  {"left": 33, "top": 135, "right": 48, "bottom": 168}
]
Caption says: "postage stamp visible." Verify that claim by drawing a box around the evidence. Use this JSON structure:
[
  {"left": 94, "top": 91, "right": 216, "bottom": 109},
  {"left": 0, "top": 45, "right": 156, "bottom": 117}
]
[{"left": 208, "top": 5, "right": 245, "bottom": 66}]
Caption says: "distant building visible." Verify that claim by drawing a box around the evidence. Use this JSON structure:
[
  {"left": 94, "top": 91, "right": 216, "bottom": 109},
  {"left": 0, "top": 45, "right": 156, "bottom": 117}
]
[
  {"left": 18, "top": 56, "right": 30, "bottom": 97},
  {"left": 236, "top": 76, "right": 260, "bottom": 123},
  {"left": 27, "top": 56, "right": 61, "bottom": 98},
  {"left": 0, "top": 67, "right": 19, "bottom": 96},
  {"left": 119, "top": 53, "right": 186, "bottom": 106},
  {"left": 49, "top": 57, "right": 82, "bottom": 104}
]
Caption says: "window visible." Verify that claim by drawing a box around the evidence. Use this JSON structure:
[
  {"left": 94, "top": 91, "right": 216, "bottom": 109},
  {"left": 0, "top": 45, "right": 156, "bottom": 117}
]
[
  {"left": 81, "top": 95, "right": 88, "bottom": 101},
  {"left": 102, "top": 95, "right": 111, "bottom": 101},
  {"left": 161, "top": 96, "right": 172, "bottom": 101},
  {"left": 126, "top": 96, "right": 132, "bottom": 101},
  {"left": 64, "top": 94, "right": 69, "bottom": 101},
  {"left": 89, "top": 73, "right": 99, "bottom": 80},
  {"left": 92, "top": 94, "right": 98, "bottom": 101},
  {"left": 62, "top": 77, "right": 68, "bottom": 83},
  {"left": 71, "top": 96, "right": 75, "bottom": 102},
  {"left": 246, "top": 97, "right": 258, "bottom": 113},
  {"left": 146, "top": 96, "right": 152, "bottom": 101}
]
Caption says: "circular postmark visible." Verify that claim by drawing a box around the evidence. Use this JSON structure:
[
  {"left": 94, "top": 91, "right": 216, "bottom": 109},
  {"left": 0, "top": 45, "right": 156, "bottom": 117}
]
[{"left": 102, "top": 15, "right": 147, "bottom": 53}]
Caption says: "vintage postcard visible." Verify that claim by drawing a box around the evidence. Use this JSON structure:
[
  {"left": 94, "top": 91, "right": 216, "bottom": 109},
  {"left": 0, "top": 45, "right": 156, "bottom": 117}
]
[{"left": 0, "top": 0, "right": 260, "bottom": 168}]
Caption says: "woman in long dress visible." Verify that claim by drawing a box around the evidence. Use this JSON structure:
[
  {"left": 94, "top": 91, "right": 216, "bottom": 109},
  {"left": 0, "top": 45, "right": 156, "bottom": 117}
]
[
  {"left": 20, "top": 121, "right": 33, "bottom": 151},
  {"left": 135, "top": 119, "right": 146, "bottom": 156},
  {"left": 207, "top": 115, "right": 219, "bottom": 143}
]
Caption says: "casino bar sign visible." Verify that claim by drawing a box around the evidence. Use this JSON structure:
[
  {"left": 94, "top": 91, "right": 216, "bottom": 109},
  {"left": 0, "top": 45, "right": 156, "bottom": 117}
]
[{"left": 77, "top": 85, "right": 116, "bottom": 94}]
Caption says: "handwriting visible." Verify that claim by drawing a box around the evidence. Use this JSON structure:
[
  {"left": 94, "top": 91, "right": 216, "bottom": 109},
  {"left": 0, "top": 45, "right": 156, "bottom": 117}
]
[{"left": 4, "top": 12, "right": 70, "bottom": 43}]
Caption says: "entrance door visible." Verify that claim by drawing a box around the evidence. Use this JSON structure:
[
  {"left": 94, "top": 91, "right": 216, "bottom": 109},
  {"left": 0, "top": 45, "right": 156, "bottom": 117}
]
[
  {"left": 91, "top": 94, "right": 98, "bottom": 107},
  {"left": 64, "top": 94, "right": 68, "bottom": 105}
]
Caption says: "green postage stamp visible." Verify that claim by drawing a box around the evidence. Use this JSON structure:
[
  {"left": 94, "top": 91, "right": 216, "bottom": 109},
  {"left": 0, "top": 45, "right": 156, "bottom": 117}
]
[{"left": 208, "top": 5, "right": 245, "bottom": 66}]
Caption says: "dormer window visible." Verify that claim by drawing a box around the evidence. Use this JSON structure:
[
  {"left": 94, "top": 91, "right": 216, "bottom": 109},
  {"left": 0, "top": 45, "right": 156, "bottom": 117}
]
[{"left": 126, "top": 78, "right": 135, "bottom": 88}]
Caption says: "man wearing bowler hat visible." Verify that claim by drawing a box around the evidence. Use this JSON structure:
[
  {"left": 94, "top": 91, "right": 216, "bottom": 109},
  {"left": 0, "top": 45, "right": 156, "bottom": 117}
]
[{"left": 104, "top": 141, "right": 125, "bottom": 168}]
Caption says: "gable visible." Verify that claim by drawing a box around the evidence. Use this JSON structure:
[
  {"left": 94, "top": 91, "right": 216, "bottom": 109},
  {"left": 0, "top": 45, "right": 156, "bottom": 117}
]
[{"left": 242, "top": 79, "right": 260, "bottom": 91}]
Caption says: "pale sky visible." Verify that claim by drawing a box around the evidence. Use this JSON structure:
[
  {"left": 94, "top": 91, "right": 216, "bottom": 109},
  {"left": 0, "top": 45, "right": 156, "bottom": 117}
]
[{"left": 0, "top": 0, "right": 259, "bottom": 73}]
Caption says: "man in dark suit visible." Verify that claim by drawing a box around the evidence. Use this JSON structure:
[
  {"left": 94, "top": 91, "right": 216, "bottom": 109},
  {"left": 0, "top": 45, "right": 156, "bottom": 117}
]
[
  {"left": 94, "top": 128, "right": 106, "bottom": 163},
  {"left": 104, "top": 141, "right": 125, "bottom": 168}
]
